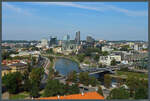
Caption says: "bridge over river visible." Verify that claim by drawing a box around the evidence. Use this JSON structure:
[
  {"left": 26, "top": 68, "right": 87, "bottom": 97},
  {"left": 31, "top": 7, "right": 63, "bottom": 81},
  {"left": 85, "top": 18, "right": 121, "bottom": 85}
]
[{"left": 78, "top": 67, "right": 116, "bottom": 75}]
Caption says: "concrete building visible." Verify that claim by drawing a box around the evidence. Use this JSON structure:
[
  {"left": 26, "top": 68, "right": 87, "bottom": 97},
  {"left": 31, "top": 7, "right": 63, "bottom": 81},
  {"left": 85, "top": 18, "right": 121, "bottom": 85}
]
[
  {"left": 2, "top": 66, "right": 11, "bottom": 77},
  {"left": 75, "top": 31, "right": 80, "bottom": 45},
  {"left": 86, "top": 36, "right": 94, "bottom": 44},
  {"left": 99, "top": 55, "right": 121, "bottom": 66},
  {"left": 36, "top": 38, "right": 49, "bottom": 48},
  {"left": 101, "top": 46, "right": 113, "bottom": 52}
]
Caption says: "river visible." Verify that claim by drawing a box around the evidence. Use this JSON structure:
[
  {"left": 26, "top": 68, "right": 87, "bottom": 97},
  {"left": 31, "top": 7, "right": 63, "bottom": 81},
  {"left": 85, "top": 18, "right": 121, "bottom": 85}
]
[
  {"left": 55, "top": 57, "right": 117, "bottom": 85},
  {"left": 55, "top": 57, "right": 80, "bottom": 76}
]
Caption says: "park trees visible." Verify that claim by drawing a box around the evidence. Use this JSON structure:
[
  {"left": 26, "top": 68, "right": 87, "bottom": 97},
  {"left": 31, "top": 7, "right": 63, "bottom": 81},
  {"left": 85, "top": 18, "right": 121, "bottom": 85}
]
[
  {"left": 111, "top": 59, "right": 117, "bottom": 66},
  {"left": 29, "top": 67, "right": 44, "bottom": 98},
  {"left": 97, "top": 86, "right": 103, "bottom": 96},
  {"left": 79, "top": 72, "right": 89, "bottom": 86},
  {"left": 43, "top": 79, "right": 80, "bottom": 97},
  {"left": 79, "top": 72, "right": 98, "bottom": 86},
  {"left": 104, "top": 74, "right": 111, "bottom": 88},
  {"left": 67, "top": 70, "right": 77, "bottom": 83},
  {"left": 126, "top": 76, "right": 148, "bottom": 99},
  {"left": 2, "top": 72, "right": 23, "bottom": 94},
  {"left": 108, "top": 87, "right": 130, "bottom": 99}
]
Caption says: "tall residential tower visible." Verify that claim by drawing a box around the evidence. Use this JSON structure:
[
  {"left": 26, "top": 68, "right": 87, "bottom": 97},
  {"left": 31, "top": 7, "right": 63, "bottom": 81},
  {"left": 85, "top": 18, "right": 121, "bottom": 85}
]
[{"left": 75, "top": 31, "right": 80, "bottom": 45}]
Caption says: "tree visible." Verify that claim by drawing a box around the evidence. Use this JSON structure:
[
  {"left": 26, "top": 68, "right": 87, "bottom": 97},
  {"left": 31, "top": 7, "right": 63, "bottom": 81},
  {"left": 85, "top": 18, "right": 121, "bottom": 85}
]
[
  {"left": 134, "top": 86, "right": 148, "bottom": 99},
  {"left": 120, "top": 45, "right": 129, "bottom": 51},
  {"left": 29, "top": 67, "right": 44, "bottom": 97},
  {"left": 68, "top": 84, "right": 80, "bottom": 94},
  {"left": 93, "top": 54, "right": 99, "bottom": 62},
  {"left": 30, "top": 82, "right": 40, "bottom": 98},
  {"left": 89, "top": 76, "right": 99, "bottom": 87},
  {"left": 29, "top": 67, "right": 44, "bottom": 86},
  {"left": 111, "top": 59, "right": 117, "bottom": 66},
  {"left": 77, "top": 53, "right": 85, "bottom": 62},
  {"left": 46, "top": 48, "right": 53, "bottom": 54},
  {"left": 108, "top": 87, "right": 130, "bottom": 99},
  {"left": 126, "top": 76, "right": 141, "bottom": 97},
  {"left": 104, "top": 74, "right": 111, "bottom": 88},
  {"left": 97, "top": 86, "right": 103, "bottom": 96},
  {"left": 22, "top": 70, "right": 31, "bottom": 91},
  {"left": 2, "top": 72, "right": 22, "bottom": 94},
  {"left": 67, "top": 71, "right": 77, "bottom": 83},
  {"left": 101, "top": 51, "right": 109, "bottom": 56},
  {"left": 43, "top": 79, "right": 65, "bottom": 97},
  {"left": 116, "top": 77, "right": 124, "bottom": 87},
  {"left": 79, "top": 72, "right": 89, "bottom": 86}
]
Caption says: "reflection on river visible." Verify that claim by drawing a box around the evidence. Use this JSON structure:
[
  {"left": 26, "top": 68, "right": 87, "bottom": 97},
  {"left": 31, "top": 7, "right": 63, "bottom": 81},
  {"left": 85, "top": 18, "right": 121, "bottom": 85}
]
[
  {"left": 55, "top": 57, "right": 116, "bottom": 84},
  {"left": 55, "top": 58, "right": 80, "bottom": 76}
]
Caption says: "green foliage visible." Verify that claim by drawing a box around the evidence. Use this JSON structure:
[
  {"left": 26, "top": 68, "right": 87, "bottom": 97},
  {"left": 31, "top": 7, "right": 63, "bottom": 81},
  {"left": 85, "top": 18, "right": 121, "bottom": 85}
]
[
  {"left": 119, "top": 67, "right": 129, "bottom": 72},
  {"left": 29, "top": 67, "right": 44, "bottom": 85},
  {"left": 111, "top": 59, "right": 117, "bottom": 66},
  {"left": 46, "top": 48, "right": 53, "bottom": 54},
  {"left": 101, "top": 51, "right": 109, "bottom": 56},
  {"left": 93, "top": 54, "right": 99, "bottom": 62},
  {"left": 67, "top": 71, "right": 77, "bottom": 83},
  {"left": 43, "top": 79, "right": 65, "bottom": 97},
  {"left": 126, "top": 76, "right": 148, "bottom": 98},
  {"left": 29, "top": 82, "right": 40, "bottom": 98},
  {"left": 126, "top": 76, "right": 140, "bottom": 97},
  {"left": 77, "top": 53, "right": 85, "bottom": 62},
  {"left": 104, "top": 74, "right": 111, "bottom": 88},
  {"left": 120, "top": 45, "right": 130, "bottom": 51},
  {"left": 97, "top": 86, "right": 103, "bottom": 96},
  {"left": 43, "top": 79, "right": 79, "bottom": 97},
  {"left": 29, "top": 67, "right": 44, "bottom": 97},
  {"left": 2, "top": 72, "right": 22, "bottom": 94},
  {"left": 79, "top": 72, "right": 98, "bottom": 86},
  {"left": 134, "top": 86, "right": 148, "bottom": 99},
  {"left": 108, "top": 87, "right": 130, "bottom": 99},
  {"left": 84, "top": 47, "right": 101, "bottom": 57},
  {"left": 1, "top": 51, "right": 18, "bottom": 60},
  {"left": 79, "top": 72, "right": 89, "bottom": 86}
]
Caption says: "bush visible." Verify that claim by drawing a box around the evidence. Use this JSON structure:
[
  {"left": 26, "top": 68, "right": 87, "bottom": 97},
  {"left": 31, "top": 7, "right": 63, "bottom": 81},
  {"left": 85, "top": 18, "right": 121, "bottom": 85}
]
[{"left": 2, "top": 72, "right": 23, "bottom": 94}]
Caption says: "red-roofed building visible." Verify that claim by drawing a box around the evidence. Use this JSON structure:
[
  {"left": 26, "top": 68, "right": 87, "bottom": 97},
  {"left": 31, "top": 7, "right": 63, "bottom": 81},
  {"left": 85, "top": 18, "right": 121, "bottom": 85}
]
[{"left": 36, "top": 92, "right": 104, "bottom": 100}]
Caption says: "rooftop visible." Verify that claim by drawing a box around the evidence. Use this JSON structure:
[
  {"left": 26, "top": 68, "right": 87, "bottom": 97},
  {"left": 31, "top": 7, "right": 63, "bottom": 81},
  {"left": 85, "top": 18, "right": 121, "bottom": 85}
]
[{"left": 37, "top": 91, "right": 104, "bottom": 100}]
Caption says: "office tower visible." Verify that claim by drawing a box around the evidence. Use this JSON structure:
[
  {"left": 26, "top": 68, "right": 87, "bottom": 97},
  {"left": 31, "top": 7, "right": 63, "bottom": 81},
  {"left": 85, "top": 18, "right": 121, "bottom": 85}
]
[
  {"left": 49, "top": 36, "right": 57, "bottom": 46},
  {"left": 63, "top": 34, "right": 70, "bottom": 41},
  {"left": 86, "top": 36, "right": 94, "bottom": 43},
  {"left": 75, "top": 31, "right": 80, "bottom": 45}
]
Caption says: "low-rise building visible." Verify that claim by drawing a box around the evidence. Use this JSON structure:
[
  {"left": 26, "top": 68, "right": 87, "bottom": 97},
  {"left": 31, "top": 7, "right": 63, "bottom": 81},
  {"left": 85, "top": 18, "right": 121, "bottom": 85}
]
[
  {"left": 2, "top": 66, "right": 11, "bottom": 77},
  {"left": 101, "top": 46, "right": 113, "bottom": 52},
  {"left": 8, "top": 63, "right": 28, "bottom": 73},
  {"left": 99, "top": 55, "right": 121, "bottom": 66}
]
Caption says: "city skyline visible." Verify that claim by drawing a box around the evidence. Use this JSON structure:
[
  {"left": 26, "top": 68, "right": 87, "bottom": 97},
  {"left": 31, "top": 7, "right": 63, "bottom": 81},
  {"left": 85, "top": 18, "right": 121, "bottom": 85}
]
[{"left": 2, "top": 2, "right": 148, "bottom": 41}]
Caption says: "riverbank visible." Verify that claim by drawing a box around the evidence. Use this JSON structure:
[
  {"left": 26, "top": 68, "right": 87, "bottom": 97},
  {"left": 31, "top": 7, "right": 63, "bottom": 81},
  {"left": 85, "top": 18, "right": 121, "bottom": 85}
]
[{"left": 55, "top": 56, "right": 81, "bottom": 69}]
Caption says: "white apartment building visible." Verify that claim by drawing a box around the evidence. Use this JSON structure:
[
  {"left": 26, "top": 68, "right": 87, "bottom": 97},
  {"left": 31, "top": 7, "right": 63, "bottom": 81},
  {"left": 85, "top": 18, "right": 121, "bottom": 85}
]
[
  {"left": 101, "top": 46, "right": 113, "bottom": 52},
  {"left": 99, "top": 55, "right": 121, "bottom": 66}
]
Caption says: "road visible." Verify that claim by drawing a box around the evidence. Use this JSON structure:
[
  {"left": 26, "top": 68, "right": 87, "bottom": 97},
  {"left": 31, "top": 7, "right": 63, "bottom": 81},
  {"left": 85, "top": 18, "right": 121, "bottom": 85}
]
[{"left": 41, "top": 56, "right": 50, "bottom": 84}]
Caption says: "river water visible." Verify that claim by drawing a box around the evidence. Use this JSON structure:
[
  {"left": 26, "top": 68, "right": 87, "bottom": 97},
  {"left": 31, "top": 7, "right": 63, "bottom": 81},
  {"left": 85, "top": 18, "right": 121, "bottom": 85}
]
[
  {"left": 55, "top": 58, "right": 80, "bottom": 76},
  {"left": 55, "top": 57, "right": 116, "bottom": 84}
]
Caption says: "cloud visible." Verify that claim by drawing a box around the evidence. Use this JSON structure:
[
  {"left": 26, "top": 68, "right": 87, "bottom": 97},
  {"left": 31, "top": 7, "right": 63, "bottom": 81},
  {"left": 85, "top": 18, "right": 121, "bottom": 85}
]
[
  {"left": 33, "top": 2, "right": 147, "bottom": 17},
  {"left": 3, "top": 3, "right": 32, "bottom": 16}
]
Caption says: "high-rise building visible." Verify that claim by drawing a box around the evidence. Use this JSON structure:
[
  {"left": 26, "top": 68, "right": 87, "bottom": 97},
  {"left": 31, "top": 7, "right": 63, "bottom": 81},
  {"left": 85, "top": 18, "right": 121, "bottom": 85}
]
[
  {"left": 86, "top": 36, "right": 94, "bottom": 43},
  {"left": 75, "top": 31, "right": 80, "bottom": 45},
  {"left": 49, "top": 35, "right": 58, "bottom": 47},
  {"left": 63, "top": 34, "right": 70, "bottom": 41}
]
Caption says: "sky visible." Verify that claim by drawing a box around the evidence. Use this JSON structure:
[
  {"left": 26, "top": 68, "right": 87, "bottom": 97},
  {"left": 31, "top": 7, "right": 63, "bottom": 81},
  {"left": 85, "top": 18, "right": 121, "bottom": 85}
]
[{"left": 2, "top": 2, "right": 148, "bottom": 41}]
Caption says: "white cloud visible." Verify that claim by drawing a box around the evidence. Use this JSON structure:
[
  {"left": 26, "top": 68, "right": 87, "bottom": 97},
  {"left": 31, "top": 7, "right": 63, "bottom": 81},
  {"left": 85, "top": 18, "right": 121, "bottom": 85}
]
[
  {"left": 33, "top": 2, "right": 147, "bottom": 17},
  {"left": 3, "top": 3, "right": 32, "bottom": 16}
]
